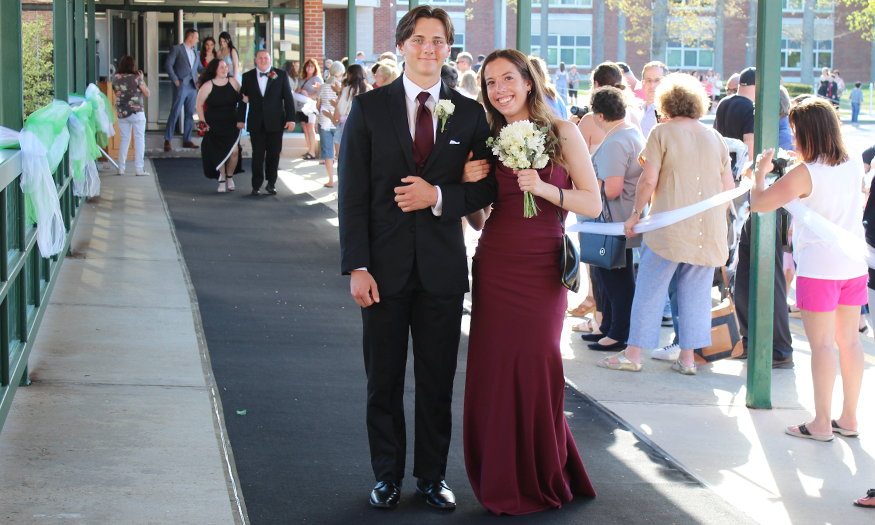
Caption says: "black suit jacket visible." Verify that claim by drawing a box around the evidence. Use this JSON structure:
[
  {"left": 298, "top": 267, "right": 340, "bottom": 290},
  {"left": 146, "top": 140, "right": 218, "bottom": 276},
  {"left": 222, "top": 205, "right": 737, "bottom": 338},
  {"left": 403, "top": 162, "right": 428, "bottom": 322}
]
[
  {"left": 338, "top": 77, "right": 498, "bottom": 297},
  {"left": 236, "top": 68, "right": 296, "bottom": 132}
]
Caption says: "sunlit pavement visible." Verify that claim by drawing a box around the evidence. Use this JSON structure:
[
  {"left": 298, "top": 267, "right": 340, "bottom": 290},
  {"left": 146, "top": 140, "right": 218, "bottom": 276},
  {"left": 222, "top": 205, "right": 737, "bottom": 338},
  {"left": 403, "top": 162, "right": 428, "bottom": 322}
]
[{"left": 277, "top": 121, "right": 875, "bottom": 524}]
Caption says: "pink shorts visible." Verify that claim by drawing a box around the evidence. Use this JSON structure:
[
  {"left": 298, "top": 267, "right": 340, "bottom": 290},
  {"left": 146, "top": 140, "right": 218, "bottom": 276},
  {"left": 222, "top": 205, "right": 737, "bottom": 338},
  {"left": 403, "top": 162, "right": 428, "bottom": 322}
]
[{"left": 796, "top": 275, "right": 868, "bottom": 312}]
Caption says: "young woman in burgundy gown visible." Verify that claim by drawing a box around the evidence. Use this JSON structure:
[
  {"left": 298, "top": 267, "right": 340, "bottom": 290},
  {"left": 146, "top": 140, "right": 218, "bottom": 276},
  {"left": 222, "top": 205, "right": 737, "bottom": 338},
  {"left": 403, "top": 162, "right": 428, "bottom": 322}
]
[{"left": 462, "top": 49, "right": 602, "bottom": 515}]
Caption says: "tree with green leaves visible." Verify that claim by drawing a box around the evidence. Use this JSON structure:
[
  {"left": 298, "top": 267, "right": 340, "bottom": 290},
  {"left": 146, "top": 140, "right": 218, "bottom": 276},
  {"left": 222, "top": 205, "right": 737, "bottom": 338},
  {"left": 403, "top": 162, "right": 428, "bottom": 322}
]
[{"left": 22, "top": 17, "right": 55, "bottom": 119}]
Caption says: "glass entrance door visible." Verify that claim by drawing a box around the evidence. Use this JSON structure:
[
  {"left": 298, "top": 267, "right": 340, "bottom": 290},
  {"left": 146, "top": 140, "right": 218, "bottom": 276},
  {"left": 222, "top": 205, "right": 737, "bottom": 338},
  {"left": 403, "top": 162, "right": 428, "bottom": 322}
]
[{"left": 272, "top": 14, "right": 301, "bottom": 70}]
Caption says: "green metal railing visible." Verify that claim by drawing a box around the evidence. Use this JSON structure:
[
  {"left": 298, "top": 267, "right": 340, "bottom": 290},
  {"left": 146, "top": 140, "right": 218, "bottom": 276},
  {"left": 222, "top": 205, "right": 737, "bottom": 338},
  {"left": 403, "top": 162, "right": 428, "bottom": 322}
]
[{"left": 0, "top": 0, "right": 84, "bottom": 432}]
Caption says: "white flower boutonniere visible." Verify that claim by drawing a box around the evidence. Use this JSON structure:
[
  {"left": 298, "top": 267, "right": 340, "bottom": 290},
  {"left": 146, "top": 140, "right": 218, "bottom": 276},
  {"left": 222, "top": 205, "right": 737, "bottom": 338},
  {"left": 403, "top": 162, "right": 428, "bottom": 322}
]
[{"left": 435, "top": 100, "right": 455, "bottom": 133}]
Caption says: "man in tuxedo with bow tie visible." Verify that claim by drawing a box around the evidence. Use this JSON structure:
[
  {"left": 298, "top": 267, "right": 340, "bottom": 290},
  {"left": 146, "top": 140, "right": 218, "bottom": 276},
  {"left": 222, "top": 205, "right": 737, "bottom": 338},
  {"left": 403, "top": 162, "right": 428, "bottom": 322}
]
[
  {"left": 237, "top": 50, "right": 296, "bottom": 195},
  {"left": 338, "top": 5, "right": 496, "bottom": 511}
]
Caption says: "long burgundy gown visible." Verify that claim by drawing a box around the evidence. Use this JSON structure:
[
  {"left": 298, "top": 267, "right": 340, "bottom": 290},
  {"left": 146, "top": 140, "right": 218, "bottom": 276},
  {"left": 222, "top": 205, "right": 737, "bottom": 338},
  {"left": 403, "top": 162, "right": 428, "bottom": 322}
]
[{"left": 464, "top": 160, "right": 597, "bottom": 515}]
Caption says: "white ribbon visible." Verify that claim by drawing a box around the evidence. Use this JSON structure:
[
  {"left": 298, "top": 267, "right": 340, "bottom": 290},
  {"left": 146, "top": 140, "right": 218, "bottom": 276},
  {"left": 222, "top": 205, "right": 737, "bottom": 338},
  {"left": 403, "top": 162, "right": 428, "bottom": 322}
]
[
  {"left": 782, "top": 199, "right": 875, "bottom": 268},
  {"left": 66, "top": 113, "right": 101, "bottom": 198},
  {"left": 0, "top": 127, "right": 19, "bottom": 149},
  {"left": 568, "top": 178, "right": 753, "bottom": 236},
  {"left": 19, "top": 129, "right": 66, "bottom": 257}
]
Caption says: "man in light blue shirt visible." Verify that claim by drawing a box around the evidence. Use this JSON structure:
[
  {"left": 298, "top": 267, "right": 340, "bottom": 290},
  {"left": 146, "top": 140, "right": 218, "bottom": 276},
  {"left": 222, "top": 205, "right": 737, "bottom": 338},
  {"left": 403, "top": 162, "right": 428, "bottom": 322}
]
[{"left": 850, "top": 82, "right": 864, "bottom": 126}]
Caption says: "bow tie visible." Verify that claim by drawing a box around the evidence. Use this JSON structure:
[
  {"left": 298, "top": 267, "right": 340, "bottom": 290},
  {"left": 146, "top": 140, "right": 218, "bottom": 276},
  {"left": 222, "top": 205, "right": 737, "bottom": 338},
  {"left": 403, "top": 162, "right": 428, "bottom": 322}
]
[{"left": 259, "top": 71, "right": 270, "bottom": 77}]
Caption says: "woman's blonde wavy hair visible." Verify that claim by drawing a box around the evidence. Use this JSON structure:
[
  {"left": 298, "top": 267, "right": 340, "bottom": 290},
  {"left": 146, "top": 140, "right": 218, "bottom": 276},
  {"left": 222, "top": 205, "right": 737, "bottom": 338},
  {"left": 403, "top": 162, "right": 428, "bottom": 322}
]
[{"left": 479, "top": 49, "right": 566, "bottom": 170}]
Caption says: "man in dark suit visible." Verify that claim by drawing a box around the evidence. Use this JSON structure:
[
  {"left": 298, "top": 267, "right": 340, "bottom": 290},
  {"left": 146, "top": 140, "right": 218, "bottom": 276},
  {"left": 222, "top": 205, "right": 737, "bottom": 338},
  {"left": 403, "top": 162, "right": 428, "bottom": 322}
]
[
  {"left": 338, "top": 5, "right": 496, "bottom": 511},
  {"left": 236, "top": 49, "right": 296, "bottom": 195},
  {"left": 164, "top": 28, "right": 203, "bottom": 151}
]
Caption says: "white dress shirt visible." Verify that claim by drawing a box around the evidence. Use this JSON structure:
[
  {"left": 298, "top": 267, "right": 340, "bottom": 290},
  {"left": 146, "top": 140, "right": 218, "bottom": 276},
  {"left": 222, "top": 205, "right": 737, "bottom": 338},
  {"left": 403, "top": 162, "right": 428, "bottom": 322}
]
[
  {"left": 186, "top": 44, "right": 196, "bottom": 69},
  {"left": 401, "top": 73, "right": 443, "bottom": 215},
  {"left": 256, "top": 65, "right": 270, "bottom": 95},
  {"left": 641, "top": 103, "right": 658, "bottom": 138}
]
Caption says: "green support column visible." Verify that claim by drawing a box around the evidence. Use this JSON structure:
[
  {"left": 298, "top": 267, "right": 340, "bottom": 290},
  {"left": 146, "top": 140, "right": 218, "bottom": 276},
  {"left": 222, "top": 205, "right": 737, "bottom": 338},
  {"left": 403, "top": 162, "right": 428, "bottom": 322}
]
[
  {"left": 55, "top": 0, "right": 71, "bottom": 102},
  {"left": 87, "top": 0, "right": 96, "bottom": 83},
  {"left": 516, "top": 0, "right": 531, "bottom": 54},
  {"left": 74, "top": 0, "right": 86, "bottom": 92},
  {"left": 745, "top": 0, "right": 781, "bottom": 409},
  {"left": 347, "top": 0, "right": 356, "bottom": 66},
  {"left": 0, "top": 0, "right": 23, "bottom": 130}
]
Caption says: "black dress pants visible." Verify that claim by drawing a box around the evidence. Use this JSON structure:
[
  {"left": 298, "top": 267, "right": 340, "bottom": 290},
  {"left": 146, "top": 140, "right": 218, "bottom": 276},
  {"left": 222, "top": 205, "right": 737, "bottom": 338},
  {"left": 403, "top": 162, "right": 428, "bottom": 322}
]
[
  {"left": 734, "top": 216, "right": 794, "bottom": 361},
  {"left": 360, "top": 268, "right": 464, "bottom": 483},
  {"left": 249, "top": 127, "right": 283, "bottom": 190},
  {"left": 595, "top": 249, "right": 636, "bottom": 342}
]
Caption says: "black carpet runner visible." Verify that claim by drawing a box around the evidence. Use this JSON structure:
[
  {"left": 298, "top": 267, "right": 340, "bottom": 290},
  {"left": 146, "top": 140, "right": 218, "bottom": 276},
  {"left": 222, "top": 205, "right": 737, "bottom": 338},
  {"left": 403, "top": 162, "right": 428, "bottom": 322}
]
[{"left": 154, "top": 158, "right": 755, "bottom": 525}]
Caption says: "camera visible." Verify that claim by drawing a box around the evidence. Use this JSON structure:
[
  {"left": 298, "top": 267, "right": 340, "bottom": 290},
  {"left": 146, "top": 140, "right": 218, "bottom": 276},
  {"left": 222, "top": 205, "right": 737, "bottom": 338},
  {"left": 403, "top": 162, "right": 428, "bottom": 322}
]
[
  {"left": 569, "top": 105, "right": 589, "bottom": 117},
  {"left": 770, "top": 157, "right": 789, "bottom": 178}
]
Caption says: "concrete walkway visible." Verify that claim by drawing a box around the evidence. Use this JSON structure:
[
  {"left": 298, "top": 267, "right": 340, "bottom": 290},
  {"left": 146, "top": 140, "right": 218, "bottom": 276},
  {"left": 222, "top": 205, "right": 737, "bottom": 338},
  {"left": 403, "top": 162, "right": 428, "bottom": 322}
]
[{"left": 0, "top": 161, "right": 244, "bottom": 524}]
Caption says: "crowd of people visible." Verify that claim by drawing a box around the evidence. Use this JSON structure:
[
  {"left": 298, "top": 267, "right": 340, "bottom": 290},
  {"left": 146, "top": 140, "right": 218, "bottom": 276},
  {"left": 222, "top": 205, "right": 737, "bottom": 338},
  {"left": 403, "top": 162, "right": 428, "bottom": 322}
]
[{"left": 114, "top": 6, "right": 874, "bottom": 513}]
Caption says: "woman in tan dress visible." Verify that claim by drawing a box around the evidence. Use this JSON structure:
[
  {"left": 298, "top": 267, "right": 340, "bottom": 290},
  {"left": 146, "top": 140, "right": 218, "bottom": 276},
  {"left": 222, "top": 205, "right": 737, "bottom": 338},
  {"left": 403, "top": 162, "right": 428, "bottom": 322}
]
[{"left": 598, "top": 73, "right": 735, "bottom": 375}]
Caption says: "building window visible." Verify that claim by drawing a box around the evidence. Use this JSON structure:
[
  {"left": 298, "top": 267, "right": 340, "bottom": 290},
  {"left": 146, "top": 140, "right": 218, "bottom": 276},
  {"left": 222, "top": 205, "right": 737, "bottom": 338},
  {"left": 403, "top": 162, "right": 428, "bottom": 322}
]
[
  {"left": 779, "top": 39, "right": 833, "bottom": 71},
  {"left": 670, "top": 0, "right": 715, "bottom": 8},
  {"left": 783, "top": 0, "right": 833, "bottom": 11},
  {"left": 451, "top": 33, "right": 465, "bottom": 60},
  {"left": 665, "top": 39, "right": 713, "bottom": 69},
  {"left": 531, "top": 35, "right": 591, "bottom": 68},
  {"left": 814, "top": 39, "right": 832, "bottom": 69},
  {"left": 533, "top": 0, "right": 593, "bottom": 7},
  {"left": 780, "top": 39, "right": 802, "bottom": 70}
]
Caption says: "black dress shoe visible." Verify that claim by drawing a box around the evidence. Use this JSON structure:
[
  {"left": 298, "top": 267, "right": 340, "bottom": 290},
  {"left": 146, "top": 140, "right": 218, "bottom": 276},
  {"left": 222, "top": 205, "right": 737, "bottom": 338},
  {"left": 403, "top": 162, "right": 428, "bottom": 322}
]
[
  {"left": 250, "top": 189, "right": 261, "bottom": 196},
  {"left": 265, "top": 185, "right": 277, "bottom": 195},
  {"left": 416, "top": 479, "right": 456, "bottom": 509},
  {"left": 588, "top": 341, "right": 627, "bottom": 351},
  {"left": 370, "top": 481, "right": 401, "bottom": 509},
  {"left": 580, "top": 333, "right": 603, "bottom": 342}
]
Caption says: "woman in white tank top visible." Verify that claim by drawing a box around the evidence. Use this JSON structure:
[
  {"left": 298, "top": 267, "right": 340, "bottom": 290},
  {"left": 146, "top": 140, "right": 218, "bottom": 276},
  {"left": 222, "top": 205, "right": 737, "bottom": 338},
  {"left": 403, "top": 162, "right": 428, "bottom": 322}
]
[{"left": 749, "top": 98, "right": 865, "bottom": 443}]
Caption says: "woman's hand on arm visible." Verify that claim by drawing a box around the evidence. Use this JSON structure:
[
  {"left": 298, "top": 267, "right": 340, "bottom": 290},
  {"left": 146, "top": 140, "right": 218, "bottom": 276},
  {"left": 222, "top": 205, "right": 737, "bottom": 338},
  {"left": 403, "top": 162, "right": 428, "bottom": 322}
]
[
  {"left": 749, "top": 148, "right": 812, "bottom": 213},
  {"left": 461, "top": 151, "right": 490, "bottom": 183}
]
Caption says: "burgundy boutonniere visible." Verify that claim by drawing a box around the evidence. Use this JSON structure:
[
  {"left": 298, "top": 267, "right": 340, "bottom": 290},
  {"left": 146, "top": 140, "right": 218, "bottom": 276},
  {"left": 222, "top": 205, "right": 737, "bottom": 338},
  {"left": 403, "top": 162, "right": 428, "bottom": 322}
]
[{"left": 268, "top": 71, "right": 278, "bottom": 81}]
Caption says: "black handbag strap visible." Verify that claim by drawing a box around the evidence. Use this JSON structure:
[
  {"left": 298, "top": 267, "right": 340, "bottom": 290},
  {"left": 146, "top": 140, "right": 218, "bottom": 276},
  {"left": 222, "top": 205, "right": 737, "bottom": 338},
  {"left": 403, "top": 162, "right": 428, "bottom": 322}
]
[{"left": 556, "top": 188, "right": 567, "bottom": 234}]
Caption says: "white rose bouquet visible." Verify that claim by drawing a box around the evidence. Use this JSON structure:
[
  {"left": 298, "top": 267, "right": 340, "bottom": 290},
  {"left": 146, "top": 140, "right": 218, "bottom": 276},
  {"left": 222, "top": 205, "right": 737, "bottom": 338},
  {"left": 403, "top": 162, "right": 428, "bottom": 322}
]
[{"left": 486, "top": 120, "right": 556, "bottom": 218}]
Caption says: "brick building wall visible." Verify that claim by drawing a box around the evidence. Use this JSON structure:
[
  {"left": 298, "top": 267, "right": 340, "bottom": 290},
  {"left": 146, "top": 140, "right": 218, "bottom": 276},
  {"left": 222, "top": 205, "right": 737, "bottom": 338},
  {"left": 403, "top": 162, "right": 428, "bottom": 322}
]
[
  {"left": 304, "top": 0, "right": 324, "bottom": 66},
  {"left": 22, "top": 10, "right": 54, "bottom": 39},
  {"left": 372, "top": 1, "right": 396, "bottom": 59},
  {"left": 833, "top": 4, "right": 872, "bottom": 85},
  {"left": 324, "top": 9, "right": 348, "bottom": 61}
]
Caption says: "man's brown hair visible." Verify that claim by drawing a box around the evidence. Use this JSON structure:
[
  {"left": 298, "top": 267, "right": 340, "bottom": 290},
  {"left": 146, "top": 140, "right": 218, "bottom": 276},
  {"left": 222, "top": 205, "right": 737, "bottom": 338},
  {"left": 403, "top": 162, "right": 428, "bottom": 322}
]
[
  {"left": 789, "top": 97, "right": 849, "bottom": 167},
  {"left": 395, "top": 5, "right": 454, "bottom": 48}
]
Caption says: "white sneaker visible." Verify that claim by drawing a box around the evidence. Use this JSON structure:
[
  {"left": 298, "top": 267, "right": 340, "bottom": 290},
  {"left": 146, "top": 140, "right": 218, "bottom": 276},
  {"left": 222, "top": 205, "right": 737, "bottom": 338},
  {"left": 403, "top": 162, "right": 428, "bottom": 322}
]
[
  {"left": 651, "top": 343, "right": 681, "bottom": 361},
  {"left": 117, "top": 168, "right": 125, "bottom": 175},
  {"left": 135, "top": 169, "right": 150, "bottom": 176}
]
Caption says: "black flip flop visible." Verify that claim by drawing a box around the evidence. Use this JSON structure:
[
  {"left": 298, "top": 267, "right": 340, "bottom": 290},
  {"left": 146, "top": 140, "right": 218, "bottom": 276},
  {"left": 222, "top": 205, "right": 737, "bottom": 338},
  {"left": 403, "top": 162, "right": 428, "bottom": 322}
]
[
  {"left": 832, "top": 419, "right": 860, "bottom": 437},
  {"left": 853, "top": 489, "right": 875, "bottom": 508},
  {"left": 785, "top": 422, "right": 834, "bottom": 442}
]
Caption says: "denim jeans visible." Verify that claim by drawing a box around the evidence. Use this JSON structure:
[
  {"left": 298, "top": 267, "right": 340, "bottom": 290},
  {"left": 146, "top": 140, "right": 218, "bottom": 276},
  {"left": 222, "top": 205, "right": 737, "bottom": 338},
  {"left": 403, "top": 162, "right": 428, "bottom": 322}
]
[{"left": 852, "top": 102, "right": 861, "bottom": 124}]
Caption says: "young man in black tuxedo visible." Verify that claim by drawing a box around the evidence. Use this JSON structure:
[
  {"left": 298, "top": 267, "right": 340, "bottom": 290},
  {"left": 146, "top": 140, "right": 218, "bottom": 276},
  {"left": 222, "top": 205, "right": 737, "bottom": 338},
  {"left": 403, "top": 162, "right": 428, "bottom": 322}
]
[
  {"left": 236, "top": 49, "right": 296, "bottom": 195},
  {"left": 338, "top": 5, "right": 497, "bottom": 511}
]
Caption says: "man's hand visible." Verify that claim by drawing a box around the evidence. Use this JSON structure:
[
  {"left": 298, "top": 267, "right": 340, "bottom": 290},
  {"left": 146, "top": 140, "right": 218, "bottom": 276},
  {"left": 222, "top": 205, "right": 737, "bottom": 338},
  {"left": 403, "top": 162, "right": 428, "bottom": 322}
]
[
  {"left": 174, "top": 80, "right": 180, "bottom": 87},
  {"left": 285, "top": 121, "right": 295, "bottom": 132},
  {"left": 462, "top": 151, "right": 490, "bottom": 183},
  {"left": 394, "top": 176, "right": 438, "bottom": 212},
  {"left": 237, "top": 122, "right": 245, "bottom": 130},
  {"left": 350, "top": 270, "right": 380, "bottom": 307}
]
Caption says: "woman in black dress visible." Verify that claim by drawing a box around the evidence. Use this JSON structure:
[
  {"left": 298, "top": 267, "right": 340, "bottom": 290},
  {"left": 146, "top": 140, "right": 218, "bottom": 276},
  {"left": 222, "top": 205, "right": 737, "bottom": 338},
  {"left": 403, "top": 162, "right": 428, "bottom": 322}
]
[{"left": 196, "top": 58, "right": 242, "bottom": 192}]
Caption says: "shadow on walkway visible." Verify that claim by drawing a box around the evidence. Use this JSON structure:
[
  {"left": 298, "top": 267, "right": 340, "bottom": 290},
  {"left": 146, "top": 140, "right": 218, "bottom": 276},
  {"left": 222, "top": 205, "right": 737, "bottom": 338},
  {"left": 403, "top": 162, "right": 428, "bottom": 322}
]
[{"left": 154, "top": 158, "right": 756, "bottom": 525}]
